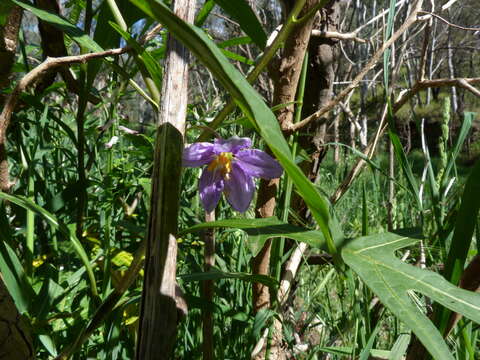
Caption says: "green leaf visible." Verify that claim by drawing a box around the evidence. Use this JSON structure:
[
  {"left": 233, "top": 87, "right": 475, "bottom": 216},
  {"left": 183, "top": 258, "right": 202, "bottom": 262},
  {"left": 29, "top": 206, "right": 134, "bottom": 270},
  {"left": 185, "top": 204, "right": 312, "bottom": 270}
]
[
  {"left": 180, "top": 217, "right": 345, "bottom": 257},
  {"left": 438, "top": 159, "right": 480, "bottom": 333},
  {"left": 194, "top": 0, "right": 214, "bottom": 27},
  {"left": 441, "top": 111, "right": 473, "bottom": 190},
  {"left": 212, "top": 0, "right": 266, "bottom": 48},
  {"left": 0, "top": 192, "right": 98, "bottom": 298},
  {"left": 221, "top": 48, "right": 254, "bottom": 65},
  {"left": 342, "top": 230, "right": 480, "bottom": 360},
  {"left": 0, "top": 240, "right": 34, "bottom": 314},
  {"left": 0, "top": 1, "right": 14, "bottom": 26},
  {"left": 179, "top": 268, "right": 277, "bottom": 288},
  {"left": 131, "top": 0, "right": 342, "bottom": 256},
  {"left": 389, "top": 333, "right": 411, "bottom": 360},
  {"left": 10, "top": 0, "right": 103, "bottom": 53},
  {"left": 217, "top": 36, "right": 252, "bottom": 48},
  {"left": 388, "top": 129, "right": 422, "bottom": 210}
]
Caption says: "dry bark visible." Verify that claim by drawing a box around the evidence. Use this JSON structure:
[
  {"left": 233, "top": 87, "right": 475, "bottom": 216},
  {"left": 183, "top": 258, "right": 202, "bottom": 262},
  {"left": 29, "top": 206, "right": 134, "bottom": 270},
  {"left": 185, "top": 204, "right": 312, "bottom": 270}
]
[
  {"left": 0, "top": 4, "right": 23, "bottom": 192},
  {"left": 301, "top": 1, "right": 340, "bottom": 168},
  {"left": 253, "top": 0, "right": 320, "bottom": 312},
  {"left": 135, "top": 0, "right": 195, "bottom": 358},
  {"left": 0, "top": 278, "right": 34, "bottom": 360},
  {"left": 0, "top": 4, "right": 22, "bottom": 90}
]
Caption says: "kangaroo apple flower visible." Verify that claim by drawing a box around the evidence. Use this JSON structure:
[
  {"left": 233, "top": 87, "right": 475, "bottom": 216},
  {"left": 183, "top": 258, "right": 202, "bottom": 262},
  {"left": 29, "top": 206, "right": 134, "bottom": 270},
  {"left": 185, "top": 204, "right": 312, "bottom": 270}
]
[{"left": 183, "top": 136, "right": 283, "bottom": 212}]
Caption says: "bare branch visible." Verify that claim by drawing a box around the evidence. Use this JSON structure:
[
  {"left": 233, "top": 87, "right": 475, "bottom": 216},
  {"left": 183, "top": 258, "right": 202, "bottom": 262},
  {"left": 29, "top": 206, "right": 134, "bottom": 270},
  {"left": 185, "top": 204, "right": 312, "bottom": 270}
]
[
  {"left": 418, "top": 11, "right": 480, "bottom": 32},
  {"left": 393, "top": 77, "right": 480, "bottom": 111},
  {"left": 311, "top": 29, "right": 366, "bottom": 43}
]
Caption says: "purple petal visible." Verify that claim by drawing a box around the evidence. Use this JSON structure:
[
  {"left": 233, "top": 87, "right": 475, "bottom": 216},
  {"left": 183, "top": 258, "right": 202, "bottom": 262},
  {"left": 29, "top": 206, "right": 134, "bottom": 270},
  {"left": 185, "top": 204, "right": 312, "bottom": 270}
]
[
  {"left": 224, "top": 163, "right": 255, "bottom": 212},
  {"left": 213, "top": 136, "right": 252, "bottom": 154},
  {"left": 199, "top": 168, "right": 224, "bottom": 212},
  {"left": 235, "top": 149, "right": 283, "bottom": 179},
  {"left": 183, "top": 142, "right": 216, "bottom": 167}
]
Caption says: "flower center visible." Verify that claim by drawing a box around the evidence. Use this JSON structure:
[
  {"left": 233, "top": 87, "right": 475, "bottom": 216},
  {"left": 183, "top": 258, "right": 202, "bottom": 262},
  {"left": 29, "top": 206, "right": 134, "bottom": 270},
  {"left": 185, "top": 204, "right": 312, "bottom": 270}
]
[{"left": 207, "top": 152, "right": 233, "bottom": 178}]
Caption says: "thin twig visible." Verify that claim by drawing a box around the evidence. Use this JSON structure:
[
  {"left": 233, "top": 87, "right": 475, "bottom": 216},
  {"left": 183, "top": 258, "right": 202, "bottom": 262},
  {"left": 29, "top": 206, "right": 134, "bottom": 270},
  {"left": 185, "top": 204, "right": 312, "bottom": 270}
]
[{"left": 418, "top": 11, "right": 480, "bottom": 32}]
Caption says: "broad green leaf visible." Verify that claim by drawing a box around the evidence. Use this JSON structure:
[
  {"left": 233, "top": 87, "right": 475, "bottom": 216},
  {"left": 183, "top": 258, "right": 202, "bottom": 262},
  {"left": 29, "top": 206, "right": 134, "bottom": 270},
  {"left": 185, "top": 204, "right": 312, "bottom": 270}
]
[
  {"left": 131, "top": 0, "right": 342, "bottom": 256},
  {"left": 10, "top": 0, "right": 103, "bottom": 53},
  {"left": 180, "top": 217, "right": 344, "bottom": 257},
  {"left": 212, "top": 0, "right": 267, "bottom": 48},
  {"left": 179, "top": 268, "right": 277, "bottom": 288},
  {"left": 0, "top": 192, "right": 98, "bottom": 298},
  {"left": 342, "top": 231, "right": 480, "bottom": 360},
  {"left": 444, "top": 159, "right": 480, "bottom": 284}
]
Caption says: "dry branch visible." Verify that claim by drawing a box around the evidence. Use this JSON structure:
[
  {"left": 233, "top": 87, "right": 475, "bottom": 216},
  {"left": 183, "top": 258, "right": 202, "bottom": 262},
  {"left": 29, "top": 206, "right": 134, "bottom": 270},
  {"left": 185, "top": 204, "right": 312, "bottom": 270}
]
[{"left": 311, "top": 29, "right": 366, "bottom": 43}]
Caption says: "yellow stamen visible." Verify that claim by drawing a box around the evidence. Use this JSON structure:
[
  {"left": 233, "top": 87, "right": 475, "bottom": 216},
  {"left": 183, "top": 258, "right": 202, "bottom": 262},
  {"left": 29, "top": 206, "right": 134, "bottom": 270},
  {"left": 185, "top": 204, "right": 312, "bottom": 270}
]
[{"left": 207, "top": 152, "right": 232, "bottom": 177}]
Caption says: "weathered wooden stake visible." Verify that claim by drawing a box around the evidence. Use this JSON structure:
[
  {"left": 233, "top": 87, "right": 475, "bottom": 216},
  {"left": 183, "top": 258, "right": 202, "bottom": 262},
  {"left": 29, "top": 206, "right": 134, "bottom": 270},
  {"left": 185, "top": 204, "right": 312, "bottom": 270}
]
[{"left": 136, "top": 1, "right": 195, "bottom": 358}]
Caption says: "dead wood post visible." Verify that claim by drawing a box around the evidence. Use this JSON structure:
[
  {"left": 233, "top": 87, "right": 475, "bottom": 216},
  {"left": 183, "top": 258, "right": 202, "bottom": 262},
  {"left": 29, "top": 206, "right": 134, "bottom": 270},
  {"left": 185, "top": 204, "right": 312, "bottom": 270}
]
[{"left": 135, "top": 0, "right": 195, "bottom": 358}]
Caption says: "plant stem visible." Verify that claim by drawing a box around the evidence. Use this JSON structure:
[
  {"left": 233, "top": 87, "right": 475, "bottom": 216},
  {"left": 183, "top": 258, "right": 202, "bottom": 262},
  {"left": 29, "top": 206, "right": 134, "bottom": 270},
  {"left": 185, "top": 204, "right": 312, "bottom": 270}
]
[{"left": 202, "top": 210, "right": 216, "bottom": 360}]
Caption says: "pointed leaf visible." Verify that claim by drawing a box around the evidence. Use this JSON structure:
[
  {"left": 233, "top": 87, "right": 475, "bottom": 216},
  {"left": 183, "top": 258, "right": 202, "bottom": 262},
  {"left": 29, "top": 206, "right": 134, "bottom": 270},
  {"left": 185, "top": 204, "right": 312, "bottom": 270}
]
[
  {"left": 10, "top": 0, "right": 103, "bottom": 52},
  {"left": 212, "top": 0, "right": 266, "bottom": 48},
  {"left": 180, "top": 217, "right": 346, "bottom": 257}
]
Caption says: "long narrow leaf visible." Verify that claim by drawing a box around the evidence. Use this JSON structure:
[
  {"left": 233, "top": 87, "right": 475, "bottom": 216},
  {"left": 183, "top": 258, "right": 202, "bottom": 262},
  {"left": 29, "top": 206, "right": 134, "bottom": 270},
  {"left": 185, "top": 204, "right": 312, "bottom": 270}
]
[
  {"left": 0, "top": 192, "right": 98, "bottom": 298},
  {"left": 212, "top": 0, "right": 267, "bottom": 48},
  {"left": 10, "top": 0, "right": 103, "bottom": 53}
]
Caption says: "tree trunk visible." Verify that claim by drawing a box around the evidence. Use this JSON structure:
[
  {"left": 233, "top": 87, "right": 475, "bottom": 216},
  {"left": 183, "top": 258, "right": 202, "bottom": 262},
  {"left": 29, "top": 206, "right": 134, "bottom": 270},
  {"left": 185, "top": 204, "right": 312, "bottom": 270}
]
[
  {"left": 0, "top": 3, "right": 22, "bottom": 192},
  {"left": 253, "top": 0, "right": 320, "bottom": 312},
  {"left": 0, "top": 277, "right": 34, "bottom": 360},
  {"left": 136, "top": 1, "right": 195, "bottom": 359},
  {"left": 301, "top": 0, "right": 341, "bottom": 172}
]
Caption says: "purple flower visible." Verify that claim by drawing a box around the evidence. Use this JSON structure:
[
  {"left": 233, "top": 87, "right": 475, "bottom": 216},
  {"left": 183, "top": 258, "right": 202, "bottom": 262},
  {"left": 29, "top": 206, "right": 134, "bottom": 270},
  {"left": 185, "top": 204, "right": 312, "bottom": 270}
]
[{"left": 183, "top": 136, "right": 283, "bottom": 213}]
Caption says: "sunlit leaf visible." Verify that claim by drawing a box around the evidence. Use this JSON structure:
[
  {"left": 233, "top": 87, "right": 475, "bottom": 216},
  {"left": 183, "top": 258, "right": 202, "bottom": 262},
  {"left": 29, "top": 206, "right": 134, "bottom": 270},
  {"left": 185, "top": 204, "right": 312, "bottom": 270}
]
[{"left": 181, "top": 216, "right": 341, "bottom": 257}]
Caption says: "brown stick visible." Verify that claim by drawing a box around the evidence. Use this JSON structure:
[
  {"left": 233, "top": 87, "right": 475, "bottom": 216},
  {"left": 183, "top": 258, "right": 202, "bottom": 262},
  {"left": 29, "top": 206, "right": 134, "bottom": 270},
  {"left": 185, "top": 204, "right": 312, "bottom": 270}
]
[
  {"left": 311, "top": 29, "right": 366, "bottom": 43},
  {"left": 135, "top": 0, "right": 196, "bottom": 358},
  {"left": 202, "top": 211, "right": 216, "bottom": 360}
]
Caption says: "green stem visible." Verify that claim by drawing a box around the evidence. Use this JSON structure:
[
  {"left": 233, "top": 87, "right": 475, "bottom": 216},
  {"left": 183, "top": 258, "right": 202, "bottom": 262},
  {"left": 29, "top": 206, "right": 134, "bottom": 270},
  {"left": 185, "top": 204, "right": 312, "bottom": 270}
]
[
  {"left": 26, "top": 170, "right": 34, "bottom": 277},
  {"left": 106, "top": 0, "right": 128, "bottom": 30}
]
